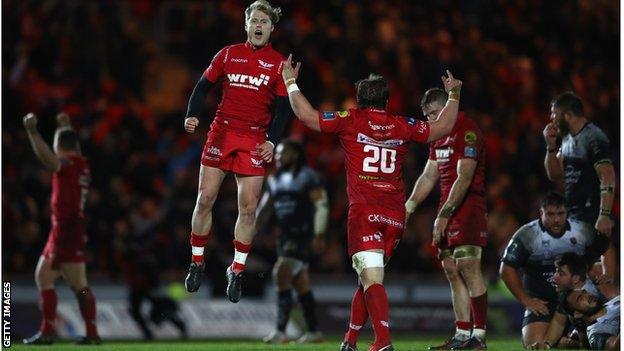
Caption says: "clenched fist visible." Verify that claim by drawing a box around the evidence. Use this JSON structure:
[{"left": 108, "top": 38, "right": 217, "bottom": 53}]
[
  {"left": 185, "top": 117, "right": 199, "bottom": 133},
  {"left": 23, "top": 113, "right": 38, "bottom": 130}
]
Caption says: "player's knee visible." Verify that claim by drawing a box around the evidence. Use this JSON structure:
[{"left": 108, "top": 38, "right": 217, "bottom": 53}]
[
  {"left": 442, "top": 262, "right": 461, "bottom": 282},
  {"left": 196, "top": 189, "right": 218, "bottom": 212},
  {"left": 238, "top": 200, "right": 258, "bottom": 219}
]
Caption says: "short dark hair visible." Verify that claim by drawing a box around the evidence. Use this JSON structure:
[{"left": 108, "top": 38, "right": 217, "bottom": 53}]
[
  {"left": 57, "top": 129, "right": 80, "bottom": 151},
  {"left": 540, "top": 191, "right": 566, "bottom": 209},
  {"left": 421, "top": 88, "right": 448, "bottom": 109},
  {"left": 555, "top": 252, "right": 588, "bottom": 280},
  {"left": 552, "top": 92, "right": 584, "bottom": 116},
  {"left": 356, "top": 74, "right": 389, "bottom": 109}
]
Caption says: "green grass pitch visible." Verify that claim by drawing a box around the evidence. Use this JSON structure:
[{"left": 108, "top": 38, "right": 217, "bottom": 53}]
[{"left": 11, "top": 336, "right": 582, "bottom": 350}]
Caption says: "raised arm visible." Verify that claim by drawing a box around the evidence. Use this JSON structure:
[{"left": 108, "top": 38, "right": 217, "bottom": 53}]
[
  {"left": 426, "top": 70, "right": 462, "bottom": 142},
  {"left": 543, "top": 122, "right": 564, "bottom": 183},
  {"left": 405, "top": 159, "right": 439, "bottom": 221},
  {"left": 281, "top": 54, "right": 320, "bottom": 131},
  {"left": 23, "top": 113, "right": 61, "bottom": 172}
]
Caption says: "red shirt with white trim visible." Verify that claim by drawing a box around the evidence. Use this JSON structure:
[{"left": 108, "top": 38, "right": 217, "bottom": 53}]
[
  {"left": 428, "top": 112, "right": 486, "bottom": 212},
  {"left": 203, "top": 42, "right": 287, "bottom": 135},
  {"left": 319, "top": 108, "right": 430, "bottom": 210}
]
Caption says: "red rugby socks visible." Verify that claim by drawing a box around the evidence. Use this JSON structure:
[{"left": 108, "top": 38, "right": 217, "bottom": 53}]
[
  {"left": 344, "top": 286, "right": 368, "bottom": 345},
  {"left": 364, "top": 284, "right": 391, "bottom": 347},
  {"left": 190, "top": 232, "right": 209, "bottom": 265},
  {"left": 39, "top": 289, "right": 57, "bottom": 335},
  {"left": 76, "top": 288, "right": 99, "bottom": 338},
  {"left": 470, "top": 292, "right": 487, "bottom": 339},
  {"left": 231, "top": 240, "right": 251, "bottom": 274}
]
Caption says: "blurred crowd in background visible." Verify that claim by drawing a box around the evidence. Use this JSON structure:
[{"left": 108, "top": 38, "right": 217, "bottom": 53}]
[{"left": 2, "top": 0, "right": 619, "bottom": 287}]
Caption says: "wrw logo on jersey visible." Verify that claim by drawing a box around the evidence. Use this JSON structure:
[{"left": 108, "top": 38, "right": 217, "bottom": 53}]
[{"left": 227, "top": 73, "right": 270, "bottom": 90}]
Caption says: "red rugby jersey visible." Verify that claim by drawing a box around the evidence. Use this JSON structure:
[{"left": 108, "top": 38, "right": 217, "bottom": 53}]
[
  {"left": 319, "top": 108, "right": 430, "bottom": 211},
  {"left": 428, "top": 112, "right": 486, "bottom": 212},
  {"left": 203, "top": 42, "right": 287, "bottom": 135},
  {"left": 51, "top": 155, "right": 90, "bottom": 221}
]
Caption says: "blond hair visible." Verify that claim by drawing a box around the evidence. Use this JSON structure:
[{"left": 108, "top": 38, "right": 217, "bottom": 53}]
[{"left": 245, "top": 0, "right": 282, "bottom": 24}]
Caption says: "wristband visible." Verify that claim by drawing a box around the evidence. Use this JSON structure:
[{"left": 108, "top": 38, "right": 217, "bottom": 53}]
[
  {"left": 600, "top": 209, "right": 612, "bottom": 216},
  {"left": 438, "top": 204, "right": 456, "bottom": 218},
  {"left": 287, "top": 83, "right": 300, "bottom": 94},
  {"left": 600, "top": 186, "right": 614, "bottom": 194},
  {"left": 405, "top": 200, "right": 416, "bottom": 214},
  {"left": 448, "top": 86, "right": 461, "bottom": 100},
  {"left": 448, "top": 98, "right": 459, "bottom": 103}
]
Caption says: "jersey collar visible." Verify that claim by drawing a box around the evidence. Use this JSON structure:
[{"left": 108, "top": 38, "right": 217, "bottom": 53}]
[
  {"left": 538, "top": 219, "right": 571, "bottom": 238},
  {"left": 364, "top": 107, "right": 386, "bottom": 114},
  {"left": 245, "top": 41, "right": 272, "bottom": 52}
]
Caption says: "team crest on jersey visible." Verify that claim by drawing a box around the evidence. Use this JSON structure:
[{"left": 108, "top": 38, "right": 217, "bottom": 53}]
[
  {"left": 464, "top": 146, "right": 477, "bottom": 158},
  {"left": 406, "top": 117, "right": 417, "bottom": 125},
  {"left": 337, "top": 110, "right": 349, "bottom": 118},
  {"left": 250, "top": 158, "right": 263, "bottom": 167},
  {"left": 322, "top": 111, "right": 335, "bottom": 121},
  {"left": 570, "top": 237, "right": 577, "bottom": 245},
  {"left": 258, "top": 59, "right": 274, "bottom": 69},
  {"left": 464, "top": 131, "right": 477, "bottom": 145}
]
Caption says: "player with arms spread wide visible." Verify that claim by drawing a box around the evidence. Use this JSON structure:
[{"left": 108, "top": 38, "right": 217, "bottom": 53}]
[
  {"left": 281, "top": 54, "right": 462, "bottom": 351},
  {"left": 405, "top": 88, "right": 488, "bottom": 350},
  {"left": 22, "top": 113, "right": 100, "bottom": 345},
  {"left": 183, "top": 0, "right": 291, "bottom": 303}
]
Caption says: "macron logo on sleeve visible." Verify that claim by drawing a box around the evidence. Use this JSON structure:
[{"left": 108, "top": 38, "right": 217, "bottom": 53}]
[{"left": 227, "top": 74, "right": 270, "bottom": 90}]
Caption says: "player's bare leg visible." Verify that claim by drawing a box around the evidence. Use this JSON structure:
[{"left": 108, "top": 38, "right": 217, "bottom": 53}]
[
  {"left": 292, "top": 266, "right": 322, "bottom": 343},
  {"left": 24, "top": 256, "right": 61, "bottom": 344},
  {"left": 226, "top": 174, "right": 263, "bottom": 302},
  {"left": 264, "top": 258, "right": 294, "bottom": 344},
  {"left": 521, "top": 322, "right": 549, "bottom": 348},
  {"left": 186, "top": 165, "right": 226, "bottom": 293},
  {"left": 355, "top": 250, "right": 393, "bottom": 351},
  {"left": 429, "top": 255, "right": 472, "bottom": 350},
  {"left": 455, "top": 249, "right": 488, "bottom": 350},
  {"left": 60, "top": 262, "right": 100, "bottom": 344}
]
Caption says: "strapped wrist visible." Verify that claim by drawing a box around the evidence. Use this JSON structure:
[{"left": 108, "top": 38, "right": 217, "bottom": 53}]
[{"left": 438, "top": 204, "right": 456, "bottom": 218}]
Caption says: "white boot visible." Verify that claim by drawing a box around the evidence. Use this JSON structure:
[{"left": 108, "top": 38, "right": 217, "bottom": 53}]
[
  {"left": 263, "top": 330, "right": 287, "bottom": 344},
  {"left": 295, "top": 331, "right": 324, "bottom": 343}
]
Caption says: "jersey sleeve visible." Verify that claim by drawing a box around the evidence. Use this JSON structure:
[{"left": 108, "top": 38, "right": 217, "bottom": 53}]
[
  {"left": 275, "top": 60, "right": 288, "bottom": 97},
  {"left": 202, "top": 47, "right": 228, "bottom": 83},
  {"left": 456, "top": 122, "right": 484, "bottom": 161},
  {"left": 501, "top": 227, "right": 531, "bottom": 268},
  {"left": 587, "top": 128, "right": 612, "bottom": 166},
  {"left": 318, "top": 110, "right": 351, "bottom": 134},
  {"left": 407, "top": 117, "right": 431, "bottom": 143}
]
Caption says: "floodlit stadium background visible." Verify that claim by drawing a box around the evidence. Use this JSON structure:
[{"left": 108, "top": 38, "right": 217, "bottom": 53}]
[{"left": 2, "top": 0, "right": 619, "bottom": 342}]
